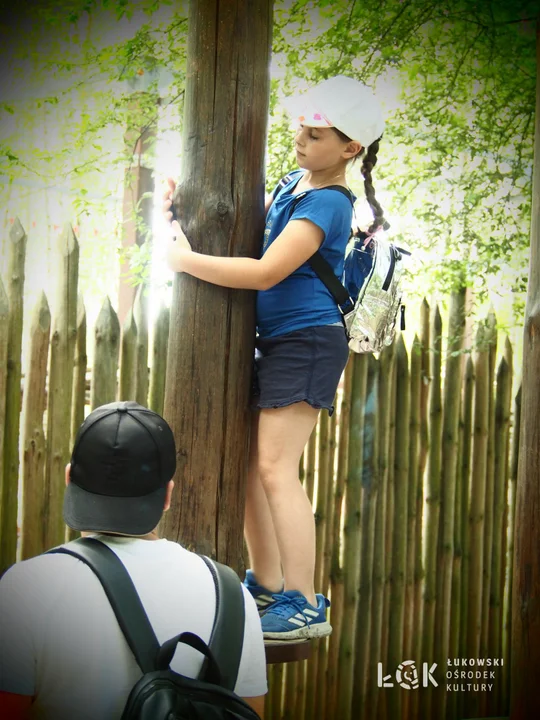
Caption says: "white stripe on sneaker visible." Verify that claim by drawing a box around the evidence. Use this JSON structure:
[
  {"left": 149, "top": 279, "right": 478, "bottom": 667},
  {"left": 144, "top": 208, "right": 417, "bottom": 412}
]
[
  {"left": 288, "top": 617, "right": 305, "bottom": 627},
  {"left": 304, "top": 609, "right": 319, "bottom": 617}
]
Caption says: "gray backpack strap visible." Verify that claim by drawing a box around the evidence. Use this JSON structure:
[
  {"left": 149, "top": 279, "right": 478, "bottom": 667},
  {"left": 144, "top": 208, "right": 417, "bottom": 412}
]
[
  {"left": 47, "top": 537, "right": 160, "bottom": 674},
  {"left": 200, "top": 556, "right": 246, "bottom": 692}
]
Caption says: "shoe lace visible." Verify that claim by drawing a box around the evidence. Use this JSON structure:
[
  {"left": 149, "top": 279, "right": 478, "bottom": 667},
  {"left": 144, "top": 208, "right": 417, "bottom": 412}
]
[{"left": 268, "top": 593, "right": 309, "bottom": 619}]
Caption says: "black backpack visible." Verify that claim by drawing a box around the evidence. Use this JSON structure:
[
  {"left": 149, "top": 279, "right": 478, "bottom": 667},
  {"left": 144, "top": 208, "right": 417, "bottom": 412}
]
[{"left": 47, "top": 537, "right": 262, "bottom": 719}]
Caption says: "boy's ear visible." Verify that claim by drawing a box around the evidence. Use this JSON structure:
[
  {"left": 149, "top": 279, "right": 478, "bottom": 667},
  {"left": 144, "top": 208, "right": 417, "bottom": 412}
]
[{"left": 65, "top": 463, "right": 71, "bottom": 487}]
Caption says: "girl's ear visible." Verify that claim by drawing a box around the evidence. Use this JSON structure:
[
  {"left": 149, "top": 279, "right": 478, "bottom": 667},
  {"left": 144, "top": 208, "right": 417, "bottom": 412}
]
[{"left": 344, "top": 141, "right": 363, "bottom": 159}]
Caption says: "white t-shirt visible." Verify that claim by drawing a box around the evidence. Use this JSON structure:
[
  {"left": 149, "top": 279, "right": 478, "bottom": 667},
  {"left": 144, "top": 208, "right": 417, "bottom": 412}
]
[{"left": 0, "top": 535, "right": 267, "bottom": 719}]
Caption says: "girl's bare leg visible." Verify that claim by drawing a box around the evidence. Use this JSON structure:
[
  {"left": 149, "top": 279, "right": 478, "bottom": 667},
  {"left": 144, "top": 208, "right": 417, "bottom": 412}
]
[
  {"left": 257, "top": 402, "right": 320, "bottom": 607},
  {"left": 244, "top": 410, "right": 283, "bottom": 592}
]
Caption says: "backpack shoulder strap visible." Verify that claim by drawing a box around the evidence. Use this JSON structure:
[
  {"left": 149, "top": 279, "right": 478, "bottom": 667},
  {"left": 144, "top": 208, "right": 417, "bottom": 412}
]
[
  {"left": 287, "top": 184, "right": 355, "bottom": 311},
  {"left": 200, "top": 556, "right": 245, "bottom": 692},
  {"left": 273, "top": 170, "right": 302, "bottom": 199},
  {"left": 46, "top": 537, "right": 160, "bottom": 674}
]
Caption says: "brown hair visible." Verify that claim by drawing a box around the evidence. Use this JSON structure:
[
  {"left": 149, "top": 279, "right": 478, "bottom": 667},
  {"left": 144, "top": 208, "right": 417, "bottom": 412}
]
[{"left": 332, "top": 128, "right": 389, "bottom": 234}]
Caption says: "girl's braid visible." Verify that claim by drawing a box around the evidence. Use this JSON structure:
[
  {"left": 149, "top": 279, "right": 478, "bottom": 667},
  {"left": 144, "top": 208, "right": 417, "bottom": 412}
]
[{"left": 361, "top": 137, "right": 390, "bottom": 234}]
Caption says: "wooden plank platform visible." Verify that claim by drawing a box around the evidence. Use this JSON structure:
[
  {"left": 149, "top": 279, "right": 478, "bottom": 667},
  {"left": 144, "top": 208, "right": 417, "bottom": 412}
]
[{"left": 264, "top": 639, "right": 312, "bottom": 664}]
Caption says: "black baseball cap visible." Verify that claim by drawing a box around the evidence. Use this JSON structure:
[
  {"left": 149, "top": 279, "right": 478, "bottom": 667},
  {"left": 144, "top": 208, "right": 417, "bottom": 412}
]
[{"left": 64, "top": 401, "right": 177, "bottom": 536}]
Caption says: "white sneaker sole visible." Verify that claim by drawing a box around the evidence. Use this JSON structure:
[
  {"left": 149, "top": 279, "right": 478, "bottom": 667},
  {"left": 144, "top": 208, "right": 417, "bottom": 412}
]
[{"left": 263, "top": 621, "right": 333, "bottom": 642}]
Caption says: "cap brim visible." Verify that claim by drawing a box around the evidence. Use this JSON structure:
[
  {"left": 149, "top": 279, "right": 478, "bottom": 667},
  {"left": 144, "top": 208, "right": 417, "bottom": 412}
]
[
  {"left": 282, "top": 95, "right": 334, "bottom": 128},
  {"left": 63, "top": 481, "right": 167, "bottom": 536}
]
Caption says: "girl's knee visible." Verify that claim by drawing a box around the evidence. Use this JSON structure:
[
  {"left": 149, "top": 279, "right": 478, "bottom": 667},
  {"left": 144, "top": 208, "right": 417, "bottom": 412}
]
[{"left": 258, "top": 456, "right": 298, "bottom": 494}]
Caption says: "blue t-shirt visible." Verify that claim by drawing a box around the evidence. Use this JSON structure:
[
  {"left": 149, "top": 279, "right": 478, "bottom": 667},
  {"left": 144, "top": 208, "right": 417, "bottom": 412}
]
[{"left": 256, "top": 170, "right": 355, "bottom": 337}]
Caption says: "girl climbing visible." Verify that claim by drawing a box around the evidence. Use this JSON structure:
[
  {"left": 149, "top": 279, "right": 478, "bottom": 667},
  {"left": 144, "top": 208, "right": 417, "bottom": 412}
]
[{"left": 163, "top": 75, "right": 388, "bottom": 641}]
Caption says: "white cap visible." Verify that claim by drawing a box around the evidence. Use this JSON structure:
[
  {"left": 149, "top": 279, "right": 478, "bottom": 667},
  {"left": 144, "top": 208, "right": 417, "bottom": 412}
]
[{"left": 284, "top": 75, "right": 385, "bottom": 149}]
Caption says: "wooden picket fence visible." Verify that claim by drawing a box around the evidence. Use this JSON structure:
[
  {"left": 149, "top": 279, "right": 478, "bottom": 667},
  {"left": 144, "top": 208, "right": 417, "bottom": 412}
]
[{"left": 0, "top": 221, "right": 519, "bottom": 720}]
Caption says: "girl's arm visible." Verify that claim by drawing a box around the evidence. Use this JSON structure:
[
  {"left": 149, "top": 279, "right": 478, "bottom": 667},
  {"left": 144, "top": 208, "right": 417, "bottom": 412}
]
[{"left": 166, "top": 218, "right": 324, "bottom": 292}]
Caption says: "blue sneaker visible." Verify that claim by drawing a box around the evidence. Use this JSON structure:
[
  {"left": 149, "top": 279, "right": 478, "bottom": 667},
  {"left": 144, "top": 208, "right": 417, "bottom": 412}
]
[
  {"left": 260, "top": 590, "right": 332, "bottom": 641},
  {"left": 243, "top": 569, "right": 282, "bottom": 614}
]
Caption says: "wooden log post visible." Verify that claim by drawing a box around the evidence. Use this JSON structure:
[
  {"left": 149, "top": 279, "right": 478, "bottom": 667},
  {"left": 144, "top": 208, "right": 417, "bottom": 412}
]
[
  {"left": 119, "top": 308, "right": 138, "bottom": 401},
  {"left": 410, "top": 300, "right": 430, "bottom": 720},
  {"left": 44, "top": 225, "right": 79, "bottom": 550},
  {"left": 0, "top": 219, "right": 26, "bottom": 573},
  {"left": 326, "top": 358, "right": 353, "bottom": 720},
  {"left": 354, "top": 354, "right": 379, "bottom": 718},
  {"left": 503, "top": 386, "right": 521, "bottom": 713},
  {"left": 315, "top": 406, "right": 338, "bottom": 720},
  {"left": 283, "top": 661, "right": 298, "bottom": 720},
  {"left": 337, "top": 352, "right": 368, "bottom": 720},
  {"left": 20, "top": 293, "right": 51, "bottom": 560},
  {"left": 387, "top": 335, "right": 410, "bottom": 720},
  {"left": 70, "top": 297, "right": 87, "bottom": 443},
  {"left": 464, "top": 321, "right": 490, "bottom": 720},
  {"left": 367, "top": 342, "right": 394, "bottom": 720},
  {"left": 161, "top": 0, "right": 274, "bottom": 569},
  {"left": 0, "top": 279, "right": 9, "bottom": 563},
  {"left": 435, "top": 289, "right": 466, "bottom": 720},
  {"left": 511, "top": 20, "right": 540, "bottom": 719},
  {"left": 133, "top": 286, "right": 149, "bottom": 407},
  {"left": 457, "top": 355, "right": 474, "bottom": 720},
  {"left": 488, "top": 340, "right": 512, "bottom": 716},
  {"left": 380, "top": 349, "right": 398, "bottom": 720},
  {"left": 403, "top": 333, "right": 421, "bottom": 720},
  {"left": 66, "top": 297, "right": 87, "bottom": 543},
  {"left": 420, "top": 304, "right": 442, "bottom": 720},
  {"left": 480, "top": 312, "right": 498, "bottom": 719},
  {"left": 149, "top": 303, "right": 170, "bottom": 415},
  {"left": 91, "top": 296, "right": 121, "bottom": 409}
]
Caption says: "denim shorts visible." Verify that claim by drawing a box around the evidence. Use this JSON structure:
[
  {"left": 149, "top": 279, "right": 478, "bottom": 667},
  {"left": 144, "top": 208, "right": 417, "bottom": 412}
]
[{"left": 252, "top": 325, "right": 350, "bottom": 415}]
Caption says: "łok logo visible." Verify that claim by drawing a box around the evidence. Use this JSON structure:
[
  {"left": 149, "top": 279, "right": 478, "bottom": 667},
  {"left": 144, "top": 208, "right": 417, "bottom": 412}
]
[
  {"left": 378, "top": 661, "right": 438, "bottom": 689},
  {"left": 396, "top": 661, "right": 419, "bottom": 689}
]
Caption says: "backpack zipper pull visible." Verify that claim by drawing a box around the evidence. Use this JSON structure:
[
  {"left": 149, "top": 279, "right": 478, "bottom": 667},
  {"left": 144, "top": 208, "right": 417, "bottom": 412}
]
[{"left": 400, "top": 304, "right": 406, "bottom": 330}]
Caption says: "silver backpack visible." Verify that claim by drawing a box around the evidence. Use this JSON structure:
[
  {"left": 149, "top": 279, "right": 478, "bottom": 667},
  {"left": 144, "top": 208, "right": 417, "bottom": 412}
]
[{"left": 280, "top": 174, "right": 411, "bottom": 354}]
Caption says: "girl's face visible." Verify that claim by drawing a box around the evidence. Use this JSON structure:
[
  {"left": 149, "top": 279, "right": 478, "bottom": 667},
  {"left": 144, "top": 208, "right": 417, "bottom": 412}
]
[{"left": 294, "top": 124, "right": 361, "bottom": 172}]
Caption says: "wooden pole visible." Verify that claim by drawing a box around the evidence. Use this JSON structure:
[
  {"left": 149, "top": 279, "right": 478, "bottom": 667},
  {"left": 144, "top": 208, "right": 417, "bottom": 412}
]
[
  {"left": 133, "top": 286, "right": 149, "bottom": 407},
  {"left": 488, "top": 341, "right": 512, "bottom": 716},
  {"left": 0, "top": 278, "right": 9, "bottom": 562},
  {"left": 510, "top": 17, "right": 540, "bottom": 719},
  {"left": 410, "top": 299, "right": 430, "bottom": 720},
  {"left": 119, "top": 308, "right": 138, "bottom": 401},
  {"left": 387, "top": 335, "right": 410, "bottom": 720},
  {"left": 0, "top": 219, "right": 26, "bottom": 573},
  {"left": 91, "top": 296, "right": 120, "bottom": 409},
  {"left": 435, "top": 289, "right": 466, "bottom": 720},
  {"left": 44, "top": 224, "right": 78, "bottom": 551},
  {"left": 161, "top": 0, "right": 274, "bottom": 567},
  {"left": 354, "top": 354, "right": 379, "bottom": 717},
  {"left": 66, "top": 296, "right": 87, "bottom": 542},
  {"left": 337, "top": 352, "right": 368, "bottom": 719},
  {"left": 502, "top": 386, "right": 520, "bottom": 713},
  {"left": 464, "top": 321, "right": 490, "bottom": 720},
  {"left": 457, "top": 356, "right": 475, "bottom": 720},
  {"left": 368, "top": 342, "right": 394, "bottom": 720},
  {"left": 20, "top": 293, "right": 51, "bottom": 560},
  {"left": 149, "top": 303, "right": 170, "bottom": 415},
  {"left": 326, "top": 359, "right": 353, "bottom": 720},
  {"left": 420, "top": 305, "right": 442, "bottom": 720}
]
